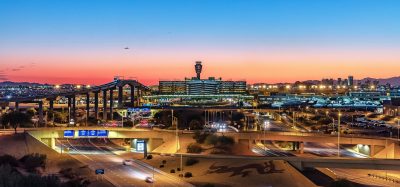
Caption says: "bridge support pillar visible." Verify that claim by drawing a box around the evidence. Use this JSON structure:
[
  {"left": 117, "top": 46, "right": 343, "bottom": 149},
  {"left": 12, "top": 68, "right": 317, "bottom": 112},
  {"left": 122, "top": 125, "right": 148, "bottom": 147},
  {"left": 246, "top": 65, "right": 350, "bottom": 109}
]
[
  {"left": 299, "top": 142, "right": 304, "bottom": 154},
  {"left": 49, "top": 99, "right": 54, "bottom": 113},
  {"left": 94, "top": 92, "right": 99, "bottom": 120},
  {"left": 14, "top": 102, "right": 19, "bottom": 111},
  {"left": 38, "top": 101, "right": 44, "bottom": 126},
  {"left": 67, "top": 97, "right": 71, "bottom": 109},
  {"left": 102, "top": 90, "right": 107, "bottom": 121},
  {"left": 50, "top": 138, "right": 55, "bottom": 150},
  {"left": 292, "top": 142, "right": 297, "bottom": 151},
  {"left": 137, "top": 87, "right": 140, "bottom": 107},
  {"left": 86, "top": 93, "right": 90, "bottom": 126},
  {"left": 110, "top": 89, "right": 114, "bottom": 120},
  {"left": 72, "top": 95, "right": 76, "bottom": 122},
  {"left": 130, "top": 86, "right": 135, "bottom": 106},
  {"left": 118, "top": 86, "right": 123, "bottom": 108}
]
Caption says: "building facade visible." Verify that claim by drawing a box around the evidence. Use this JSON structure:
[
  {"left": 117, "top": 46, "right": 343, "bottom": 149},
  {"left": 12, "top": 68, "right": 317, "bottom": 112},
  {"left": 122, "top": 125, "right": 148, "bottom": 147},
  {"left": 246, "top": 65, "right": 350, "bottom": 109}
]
[{"left": 158, "top": 62, "right": 246, "bottom": 95}]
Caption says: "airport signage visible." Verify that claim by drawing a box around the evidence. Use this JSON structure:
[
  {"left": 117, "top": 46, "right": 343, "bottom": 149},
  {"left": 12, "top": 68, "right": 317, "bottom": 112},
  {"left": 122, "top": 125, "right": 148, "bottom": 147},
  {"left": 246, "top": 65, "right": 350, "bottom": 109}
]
[
  {"left": 78, "top": 130, "right": 89, "bottom": 137},
  {"left": 88, "top": 130, "right": 98, "bottom": 137},
  {"left": 97, "top": 130, "right": 108, "bottom": 137},
  {"left": 127, "top": 108, "right": 150, "bottom": 113},
  {"left": 136, "top": 140, "right": 145, "bottom": 152},
  {"left": 95, "top": 169, "right": 105, "bottom": 175},
  {"left": 63, "top": 130, "right": 74, "bottom": 138},
  {"left": 77, "top": 130, "right": 108, "bottom": 138}
]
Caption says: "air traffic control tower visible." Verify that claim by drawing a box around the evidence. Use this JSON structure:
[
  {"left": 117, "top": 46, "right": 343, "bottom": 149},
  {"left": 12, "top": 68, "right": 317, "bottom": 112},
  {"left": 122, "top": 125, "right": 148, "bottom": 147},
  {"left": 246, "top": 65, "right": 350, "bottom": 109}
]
[{"left": 195, "top": 61, "right": 203, "bottom": 79}]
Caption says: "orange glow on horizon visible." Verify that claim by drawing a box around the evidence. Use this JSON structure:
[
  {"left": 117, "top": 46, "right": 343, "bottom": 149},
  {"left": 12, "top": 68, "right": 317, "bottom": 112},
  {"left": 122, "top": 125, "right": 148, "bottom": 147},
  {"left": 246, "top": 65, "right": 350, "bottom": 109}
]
[{"left": 2, "top": 47, "right": 400, "bottom": 86}]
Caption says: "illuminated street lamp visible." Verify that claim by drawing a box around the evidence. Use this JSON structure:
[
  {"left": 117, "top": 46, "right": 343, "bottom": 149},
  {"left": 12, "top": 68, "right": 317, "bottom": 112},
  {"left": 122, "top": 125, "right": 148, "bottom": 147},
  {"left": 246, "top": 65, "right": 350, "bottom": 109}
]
[
  {"left": 86, "top": 85, "right": 91, "bottom": 89},
  {"left": 54, "top": 85, "right": 60, "bottom": 89},
  {"left": 286, "top": 85, "right": 291, "bottom": 89},
  {"left": 338, "top": 112, "right": 342, "bottom": 157},
  {"left": 76, "top": 85, "right": 81, "bottom": 89}
]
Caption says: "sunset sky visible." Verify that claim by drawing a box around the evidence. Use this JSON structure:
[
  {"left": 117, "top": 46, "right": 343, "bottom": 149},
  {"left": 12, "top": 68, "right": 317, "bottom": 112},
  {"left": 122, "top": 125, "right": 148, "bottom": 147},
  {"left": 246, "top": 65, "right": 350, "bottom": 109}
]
[{"left": 1, "top": 0, "right": 400, "bottom": 86}]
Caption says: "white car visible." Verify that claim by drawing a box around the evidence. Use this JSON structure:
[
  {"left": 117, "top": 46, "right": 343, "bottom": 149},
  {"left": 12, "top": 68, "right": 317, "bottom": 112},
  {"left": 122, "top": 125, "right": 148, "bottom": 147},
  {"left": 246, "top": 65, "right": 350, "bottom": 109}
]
[
  {"left": 122, "top": 159, "right": 134, "bottom": 166},
  {"left": 145, "top": 177, "right": 155, "bottom": 183}
]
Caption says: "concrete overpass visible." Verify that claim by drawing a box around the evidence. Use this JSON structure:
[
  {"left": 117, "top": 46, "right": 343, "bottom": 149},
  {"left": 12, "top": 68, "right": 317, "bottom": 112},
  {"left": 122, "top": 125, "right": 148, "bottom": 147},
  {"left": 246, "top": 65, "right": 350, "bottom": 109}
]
[
  {"left": 174, "top": 153, "right": 400, "bottom": 171},
  {"left": 221, "top": 131, "right": 400, "bottom": 157},
  {"left": 26, "top": 127, "right": 400, "bottom": 170},
  {"left": 26, "top": 128, "right": 399, "bottom": 156}
]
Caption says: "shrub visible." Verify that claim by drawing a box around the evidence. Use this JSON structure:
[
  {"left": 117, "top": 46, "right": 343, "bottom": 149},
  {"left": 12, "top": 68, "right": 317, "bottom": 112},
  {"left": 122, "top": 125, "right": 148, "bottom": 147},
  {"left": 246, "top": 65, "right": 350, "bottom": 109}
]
[
  {"left": 205, "top": 134, "right": 219, "bottom": 145},
  {"left": 217, "top": 136, "right": 235, "bottom": 146},
  {"left": 146, "top": 155, "right": 153, "bottom": 160},
  {"left": 329, "top": 179, "right": 355, "bottom": 187},
  {"left": 184, "top": 172, "right": 193, "bottom": 178},
  {"left": 177, "top": 167, "right": 181, "bottom": 171},
  {"left": 170, "top": 169, "right": 175, "bottom": 173},
  {"left": 160, "top": 164, "right": 164, "bottom": 168},
  {"left": 202, "top": 184, "right": 215, "bottom": 187},
  {"left": 187, "top": 143, "right": 203, "bottom": 153},
  {"left": 205, "top": 135, "right": 235, "bottom": 147},
  {"left": 210, "top": 148, "right": 230, "bottom": 154},
  {"left": 0, "top": 154, "right": 18, "bottom": 167},
  {"left": 193, "top": 130, "right": 209, "bottom": 144},
  {"left": 123, "top": 120, "right": 134, "bottom": 128},
  {"left": 367, "top": 113, "right": 379, "bottom": 118},
  {"left": 59, "top": 168, "right": 77, "bottom": 179},
  {"left": 381, "top": 115, "right": 394, "bottom": 121},
  {"left": 19, "top": 153, "right": 47, "bottom": 172},
  {"left": 185, "top": 158, "right": 199, "bottom": 166},
  {"left": 162, "top": 160, "right": 167, "bottom": 164}
]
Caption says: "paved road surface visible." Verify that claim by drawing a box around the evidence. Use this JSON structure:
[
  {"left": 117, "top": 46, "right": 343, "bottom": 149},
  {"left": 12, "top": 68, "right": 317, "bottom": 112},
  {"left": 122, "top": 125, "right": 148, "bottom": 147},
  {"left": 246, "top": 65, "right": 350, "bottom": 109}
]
[{"left": 57, "top": 138, "right": 193, "bottom": 187}]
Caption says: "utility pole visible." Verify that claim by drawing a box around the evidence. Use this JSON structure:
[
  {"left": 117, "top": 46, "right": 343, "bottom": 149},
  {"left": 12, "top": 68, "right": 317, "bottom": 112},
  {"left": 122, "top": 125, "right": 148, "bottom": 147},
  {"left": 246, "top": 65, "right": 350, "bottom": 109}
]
[
  {"left": 338, "top": 111, "right": 341, "bottom": 157},
  {"left": 292, "top": 111, "right": 295, "bottom": 129},
  {"left": 397, "top": 117, "right": 399, "bottom": 140}
]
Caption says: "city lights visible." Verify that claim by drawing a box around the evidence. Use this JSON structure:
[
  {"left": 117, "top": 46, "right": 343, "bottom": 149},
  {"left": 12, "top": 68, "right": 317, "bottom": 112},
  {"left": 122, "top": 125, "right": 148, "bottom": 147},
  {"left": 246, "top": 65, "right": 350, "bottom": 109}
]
[{"left": 1, "top": 1, "right": 400, "bottom": 186}]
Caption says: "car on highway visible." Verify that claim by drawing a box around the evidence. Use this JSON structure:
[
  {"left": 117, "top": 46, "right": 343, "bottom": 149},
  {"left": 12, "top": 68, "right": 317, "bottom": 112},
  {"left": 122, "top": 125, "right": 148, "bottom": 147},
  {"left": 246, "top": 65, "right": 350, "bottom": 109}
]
[
  {"left": 145, "top": 176, "right": 155, "bottom": 183},
  {"left": 122, "top": 159, "right": 134, "bottom": 166}
]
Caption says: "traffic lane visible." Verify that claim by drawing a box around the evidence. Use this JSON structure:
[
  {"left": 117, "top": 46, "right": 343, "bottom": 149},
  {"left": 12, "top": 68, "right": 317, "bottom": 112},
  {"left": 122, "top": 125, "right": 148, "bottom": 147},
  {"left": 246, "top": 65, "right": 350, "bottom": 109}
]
[
  {"left": 329, "top": 168, "right": 398, "bottom": 187},
  {"left": 72, "top": 152, "right": 188, "bottom": 187},
  {"left": 304, "top": 142, "right": 368, "bottom": 158},
  {"left": 252, "top": 142, "right": 293, "bottom": 157},
  {"left": 89, "top": 155, "right": 188, "bottom": 186},
  {"left": 63, "top": 139, "right": 191, "bottom": 187}
]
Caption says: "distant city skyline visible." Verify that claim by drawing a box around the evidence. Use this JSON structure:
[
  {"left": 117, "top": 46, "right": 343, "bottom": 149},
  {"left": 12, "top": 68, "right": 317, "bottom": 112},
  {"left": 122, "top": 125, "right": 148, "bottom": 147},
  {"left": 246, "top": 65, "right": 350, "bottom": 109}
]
[{"left": 1, "top": 0, "right": 400, "bottom": 85}]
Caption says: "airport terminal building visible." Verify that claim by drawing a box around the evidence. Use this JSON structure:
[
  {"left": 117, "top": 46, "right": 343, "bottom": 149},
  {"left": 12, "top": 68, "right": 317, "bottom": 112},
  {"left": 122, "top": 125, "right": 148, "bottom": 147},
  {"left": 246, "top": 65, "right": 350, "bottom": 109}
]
[
  {"left": 158, "top": 62, "right": 246, "bottom": 95},
  {"left": 144, "top": 61, "right": 252, "bottom": 106},
  {"left": 159, "top": 77, "right": 246, "bottom": 95}
]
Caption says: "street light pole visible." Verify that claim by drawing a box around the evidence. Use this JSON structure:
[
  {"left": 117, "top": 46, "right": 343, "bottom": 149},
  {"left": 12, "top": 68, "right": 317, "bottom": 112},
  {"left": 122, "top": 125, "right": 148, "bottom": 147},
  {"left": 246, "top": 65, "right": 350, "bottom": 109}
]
[
  {"left": 338, "top": 112, "right": 341, "bottom": 157},
  {"left": 292, "top": 111, "right": 295, "bottom": 129},
  {"left": 397, "top": 117, "right": 399, "bottom": 140},
  {"left": 68, "top": 106, "right": 71, "bottom": 127}
]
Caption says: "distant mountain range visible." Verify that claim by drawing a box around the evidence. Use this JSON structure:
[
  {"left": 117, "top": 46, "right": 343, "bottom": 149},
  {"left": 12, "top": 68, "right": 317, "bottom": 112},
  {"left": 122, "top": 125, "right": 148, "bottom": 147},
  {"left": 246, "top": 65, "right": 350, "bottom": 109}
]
[
  {"left": 0, "top": 81, "right": 51, "bottom": 87},
  {"left": 358, "top": 76, "right": 400, "bottom": 86},
  {"left": 1, "top": 76, "right": 400, "bottom": 86}
]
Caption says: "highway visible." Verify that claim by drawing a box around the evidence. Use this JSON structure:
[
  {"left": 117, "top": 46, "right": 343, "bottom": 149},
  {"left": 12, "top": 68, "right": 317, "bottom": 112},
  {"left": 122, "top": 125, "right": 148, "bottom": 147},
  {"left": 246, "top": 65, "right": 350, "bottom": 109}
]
[
  {"left": 57, "top": 138, "right": 193, "bottom": 187},
  {"left": 303, "top": 142, "right": 368, "bottom": 158},
  {"left": 252, "top": 141, "right": 293, "bottom": 157}
]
